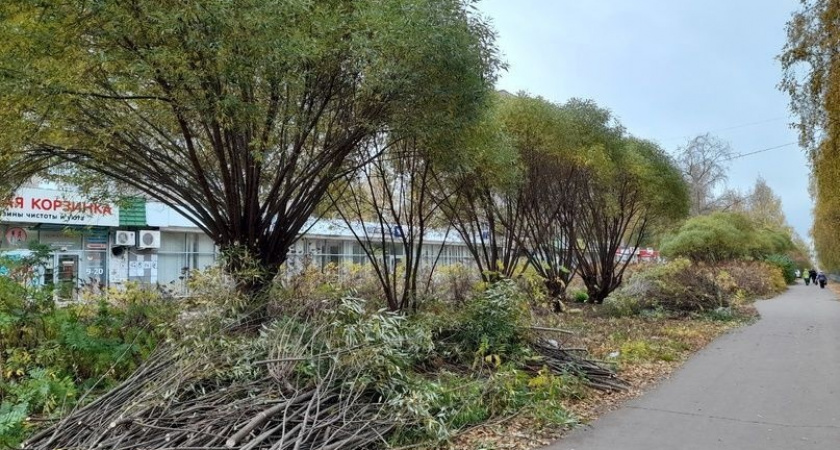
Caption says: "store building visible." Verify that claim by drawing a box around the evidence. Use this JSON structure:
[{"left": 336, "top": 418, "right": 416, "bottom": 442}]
[
  {"left": 1, "top": 187, "right": 120, "bottom": 293},
  {"left": 2, "top": 187, "right": 472, "bottom": 296}
]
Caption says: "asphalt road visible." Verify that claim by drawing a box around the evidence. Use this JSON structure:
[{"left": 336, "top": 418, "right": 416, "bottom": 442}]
[{"left": 546, "top": 282, "right": 840, "bottom": 450}]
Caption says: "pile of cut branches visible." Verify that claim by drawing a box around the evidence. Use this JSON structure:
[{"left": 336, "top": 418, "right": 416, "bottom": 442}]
[
  {"left": 530, "top": 340, "right": 630, "bottom": 392},
  {"left": 22, "top": 295, "right": 629, "bottom": 450},
  {"left": 24, "top": 344, "right": 393, "bottom": 449},
  {"left": 23, "top": 299, "right": 419, "bottom": 450}
]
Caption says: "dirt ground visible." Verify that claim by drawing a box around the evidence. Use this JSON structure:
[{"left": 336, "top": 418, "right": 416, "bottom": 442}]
[{"left": 446, "top": 305, "right": 757, "bottom": 450}]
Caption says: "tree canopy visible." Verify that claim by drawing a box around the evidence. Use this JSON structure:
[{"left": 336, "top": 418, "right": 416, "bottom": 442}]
[
  {"left": 780, "top": 0, "right": 840, "bottom": 271},
  {"left": 675, "top": 133, "right": 734, "bottom": 216},
  {"left": 0, "top": 0, "right": 500, "bottom": 289},
  {"left": 438, "top": 93, "right": 688, "bottom": 302}
]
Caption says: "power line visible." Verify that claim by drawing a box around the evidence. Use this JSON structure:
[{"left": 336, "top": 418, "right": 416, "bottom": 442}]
[
  {"left": 722, "top": 142, "right": 798, "bottom": 161},
  {"left": 710, "top": 116, "right": 789, "bottom": 134},
  {"left": 663, "top": 116, "right": 790, "bottom": 142}
]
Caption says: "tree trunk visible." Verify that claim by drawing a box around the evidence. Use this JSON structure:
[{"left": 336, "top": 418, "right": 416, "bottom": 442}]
[
  {"left": 544, "top": 278, "right": 566, "bottom": 312},
  {"left": 221, "top": 243, "right": 286, "bottom": 316}
]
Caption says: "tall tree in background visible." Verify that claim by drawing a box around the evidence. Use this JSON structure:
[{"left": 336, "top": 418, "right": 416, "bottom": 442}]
[
  {"left": 780, "top": 0, "right": 840, "bottom": 271},
  {"left": 676, "top": 134, "right": 734, "bottom": 216},
  {"left": 745, "top": 176, "right": 788, "bottom": 231},
  {"left": 0, "top": 0, "right": 499, "bottom": 293}
]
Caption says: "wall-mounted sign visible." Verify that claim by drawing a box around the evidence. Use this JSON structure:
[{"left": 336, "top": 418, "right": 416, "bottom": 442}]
[
  {"left": 392, "top": 225, "right": 403, "bottom": 238},
  {"left": 85, "top": 232, "right": 109, "bottom": 250},
  {"left": 2, "top": 188, "right": 119, "bottom": 227},
  {"left": 4, "top": 227, "right": 27, "bottom": 246}
]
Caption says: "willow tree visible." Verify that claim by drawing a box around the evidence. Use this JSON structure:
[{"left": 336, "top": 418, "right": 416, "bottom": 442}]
[
  {"left": 494, "top": 95, "right": 592, "bottom": 299},
  {"left": 436, "top": 99, "right": 525, "bottom": 283},
  {"left": 0, "top": 0, "right": 499, "bottom": 292},
  {"left": 780, "top": 0, "right": 840, "bottom": 271},
  {"left": 328, "top": 135, "right": 449, "bottom": 312},
  {"left": 743, "top": 176, "right": 789, "bottom": 231},
  {"left": 575, "top": 135, "right": 689, "bottom": 303}
]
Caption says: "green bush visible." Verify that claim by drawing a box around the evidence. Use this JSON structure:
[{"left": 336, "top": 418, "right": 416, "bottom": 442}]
[
  {"left": 601, "top": 292, "right": 644, "bottom": 317},
  {"left": 661, "top": 212, "right": 793, "bottom": 262},
  {"left": 765, "top": 254, "right": 797, "bottom": 285},
  {"left": 0, "top": 261, "right": 174, "bottom": 448},
  {"left": 452, "top": 280, "right": 530, "bottom": 364},
  {"left": 572, "top": 290, "right": 590, "bottom": 303}
]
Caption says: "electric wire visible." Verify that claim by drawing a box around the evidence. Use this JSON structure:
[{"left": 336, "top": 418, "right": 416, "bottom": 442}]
[{"left": 722, "top": 142, "right": 798, "bottom": 161}]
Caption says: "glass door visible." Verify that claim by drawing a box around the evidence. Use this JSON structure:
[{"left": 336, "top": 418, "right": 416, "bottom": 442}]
[{"left": 56, "top": 254, "right": 79, "bottom": 299}]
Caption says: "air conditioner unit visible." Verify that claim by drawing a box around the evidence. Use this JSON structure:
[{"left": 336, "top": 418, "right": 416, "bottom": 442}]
[
  {"left": 114, "top": 231, "right": 136, "bottom": 247},
  {"left": 137, "top": 230, "right": 161, "bottom": 249}
]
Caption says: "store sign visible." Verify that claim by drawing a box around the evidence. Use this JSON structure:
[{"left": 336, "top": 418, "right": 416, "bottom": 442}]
[{"left": 2, "top": 188, "right": 119, "bottom": 227}]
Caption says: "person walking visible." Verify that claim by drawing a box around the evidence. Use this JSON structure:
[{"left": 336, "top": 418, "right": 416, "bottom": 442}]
[
  {"left": 805, "top": 272, "right": 811, "bottom": 285},
  {"left": 809, "top": 268, "right": 818, "bottom": 286},
  {"left": 818, "top": 271, "right": 828, "bottom": 289}
]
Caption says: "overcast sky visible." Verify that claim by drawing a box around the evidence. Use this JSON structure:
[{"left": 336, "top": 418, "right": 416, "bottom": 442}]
[{"left": 478, "top": 0, "right": 811, "bottom": 240}]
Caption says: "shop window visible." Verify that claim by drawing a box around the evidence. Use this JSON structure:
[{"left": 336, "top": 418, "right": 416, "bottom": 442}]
[
  {"left": 39, "top": 230, "right": 82, "bottom": 250},
  {"left": 156, "top": 232, "right": 217, "bottom": 291},
  {"left": 352, "top": 244, "right": 367, "bottom": 265},
  {"left": 323, "top": 243, "right": 342, "bottom": 267}
]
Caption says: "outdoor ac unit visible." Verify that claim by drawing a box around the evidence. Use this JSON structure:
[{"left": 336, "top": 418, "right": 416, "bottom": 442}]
[
  {"left": 137, "top": 230, "right": 161, "bottom": 249},
  {"left": 114, "top": 230, "right": 136, "bottom": 247}
]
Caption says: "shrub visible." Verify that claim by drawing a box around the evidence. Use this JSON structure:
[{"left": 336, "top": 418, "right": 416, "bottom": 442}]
[
  {"left": 602, "top": 258, "right": 726, "bottom": 315},
  {"left": 661, "top": 212, "right": 793, "bottom": 262},
  {"left": 603, "top": 258, "right": 788, "bottom": 318},
  {"left": 601, "top": 291, "right": 644, "bottom": 317},
  {"left": 453, "top": 280, "right": 530, "bottom": 364},
  {"left": 513, "top": 265, "right": 550, "bottom": 307},
  {"left": 440, "top": 264, "right": 478, "bottom": 303},
  {"left": 715, "top": 260, "right": 787, "bottom": 298},
  {"left": 765, "top": 254, "right": 797, "bottom": 285},
  {"left": 0, "top": 273, "right": 173, "bottom": 448},
  {"left": 571, "top": 290, "right": 589, "bottom": 303}
]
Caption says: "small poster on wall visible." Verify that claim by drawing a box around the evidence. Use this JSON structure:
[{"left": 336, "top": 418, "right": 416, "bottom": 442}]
[
  {"left": 4, "top": 227, "right": 27, "bottom": 247},
  {"left": 109, "top": 253, "right": 128, "bottom": 283},
  {"left": 128, "top": 261, "right": 137, "bottom": 278}
]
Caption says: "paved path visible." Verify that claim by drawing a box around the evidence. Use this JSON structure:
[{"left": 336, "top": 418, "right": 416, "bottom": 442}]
[{"left": 547, "top": 283, "right": 840, "bottom": 450}]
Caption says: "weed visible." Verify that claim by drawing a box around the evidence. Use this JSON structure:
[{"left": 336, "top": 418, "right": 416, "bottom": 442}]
[{"left": 572, "top": 290, "right": 590, "bottom": 303}]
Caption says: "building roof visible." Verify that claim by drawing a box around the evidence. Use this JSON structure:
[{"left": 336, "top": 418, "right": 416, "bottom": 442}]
[
  {"left": 302, "top": 218, "right": 465, "bottom": 245},
  {"left": 144, "top": 202, "right": 466, "bottom": 245}
]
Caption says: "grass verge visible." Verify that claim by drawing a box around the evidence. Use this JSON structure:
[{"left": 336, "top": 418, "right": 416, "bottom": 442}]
[{"left": 445, "top": 304, "right": 758, "bottom": 449}]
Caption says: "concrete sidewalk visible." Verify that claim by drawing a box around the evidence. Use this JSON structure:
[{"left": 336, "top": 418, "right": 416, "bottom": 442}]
[{"left": 546, "top": 283, "right": 840, "bottom": 450}]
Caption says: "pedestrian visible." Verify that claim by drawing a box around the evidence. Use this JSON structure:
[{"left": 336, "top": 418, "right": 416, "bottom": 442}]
[
  {"left": 809, "top": 268, "right": 818, "bottom": 286},
  {"left": 805, "top": 273, "right": 811, "bottom": 285},
  {"left": 817, "top": 271, "right": 828, "bottom": 289}
]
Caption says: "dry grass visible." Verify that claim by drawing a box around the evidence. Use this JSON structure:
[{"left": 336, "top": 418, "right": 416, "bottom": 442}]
[
  {"left": 446, "top": 305, "right": 758, "bottom": 450},
  {"left": 828, "top": 282, "right": 840, "bottom": 298}
]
